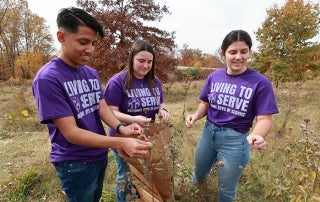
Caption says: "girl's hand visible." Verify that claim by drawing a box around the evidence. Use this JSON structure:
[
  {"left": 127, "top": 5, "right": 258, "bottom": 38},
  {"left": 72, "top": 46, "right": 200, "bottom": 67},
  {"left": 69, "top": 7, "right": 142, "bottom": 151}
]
[
  {"left": 247, "top": 134, "right": 267, "bottom": 150},
  {"left": 119, "top": 123, "right": 143, "bottom": 137},
  {"left": 132, "top": 115, "right": 152, "bottom": 127},
  {"left": 185, "top": 114, "right": 196, "bottom": 128},
  {"left": 158, "top": 108, "right": 170, "bottom": 121}
]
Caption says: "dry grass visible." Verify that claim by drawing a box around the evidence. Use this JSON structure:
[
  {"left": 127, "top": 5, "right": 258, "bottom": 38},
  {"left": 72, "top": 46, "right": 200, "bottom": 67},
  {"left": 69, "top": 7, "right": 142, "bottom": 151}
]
[{"left": 0, "top": 77, "right": 319, "bottom": 201}]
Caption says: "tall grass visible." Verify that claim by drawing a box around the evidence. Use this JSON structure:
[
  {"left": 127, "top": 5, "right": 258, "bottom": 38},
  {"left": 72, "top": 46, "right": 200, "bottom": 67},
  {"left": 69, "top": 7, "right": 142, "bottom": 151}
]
[{"left": 0, "top": 77, "right": 319, "bottom": 201}]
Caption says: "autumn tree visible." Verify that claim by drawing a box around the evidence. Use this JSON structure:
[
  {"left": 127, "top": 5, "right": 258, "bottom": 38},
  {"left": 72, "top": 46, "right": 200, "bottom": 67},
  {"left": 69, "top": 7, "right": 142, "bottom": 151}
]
[
  {"left": 253, "top": 0, "right": 320, "bottom": 85},
  {"left": 0, "top": 0, "right": 54, "bottom": 80},
  {"left": 0, "top": 0, "right": 20, "bottom": 79},
  {"left": 17, "top": 3, "right": 55, "bottom": 79},
  {"left": 202, "top": 53, "right": 224, "bottom": 68},
  {"left": 192, "top": 48, "right": 203, "bottom": 68},
  {"left": 178, "top": 44, "right": 223, "bottom": 68},
  {"left": 178, "top": 44, "right": 194, "bottom": 67},
  {"left": 76, "top": 0, "right": 177, "bottom": 82}
]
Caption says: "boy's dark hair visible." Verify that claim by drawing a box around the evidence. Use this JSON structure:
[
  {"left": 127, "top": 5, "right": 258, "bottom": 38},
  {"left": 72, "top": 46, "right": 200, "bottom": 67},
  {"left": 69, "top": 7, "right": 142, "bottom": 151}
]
[{"left": 56, "top": 7, "right": 104, "bottom": 38}]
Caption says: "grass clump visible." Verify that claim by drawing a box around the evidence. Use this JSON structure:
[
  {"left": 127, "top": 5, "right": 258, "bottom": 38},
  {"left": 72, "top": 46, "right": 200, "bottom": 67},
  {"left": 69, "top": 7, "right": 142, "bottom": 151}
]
[{"left": 2, "top": 168, "right": 39, "bottom": 202}]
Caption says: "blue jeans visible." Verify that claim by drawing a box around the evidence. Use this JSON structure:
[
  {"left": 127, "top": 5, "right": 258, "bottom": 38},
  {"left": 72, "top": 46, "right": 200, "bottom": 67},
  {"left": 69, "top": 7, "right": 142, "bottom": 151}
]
[
  {"left": 54, "top": 157, "right": 108, "bottom": 202},
  {"left": 192, "top": 120, "right": 250, "bottom": 202},
  {"left": 113, "top": 150, "right": 136, "bottom": 202}
]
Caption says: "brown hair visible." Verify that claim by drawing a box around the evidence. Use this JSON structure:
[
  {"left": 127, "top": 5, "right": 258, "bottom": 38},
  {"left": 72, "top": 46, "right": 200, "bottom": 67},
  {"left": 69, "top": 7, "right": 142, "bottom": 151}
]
[{"left": 124, "top": 39, "right": 156, "bottom": 92}]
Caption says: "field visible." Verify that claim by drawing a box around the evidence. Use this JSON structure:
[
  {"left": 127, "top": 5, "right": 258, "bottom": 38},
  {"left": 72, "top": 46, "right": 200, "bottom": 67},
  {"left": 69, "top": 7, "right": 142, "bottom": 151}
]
[{"left": 0, "top": 77, "right": 319, "bottom": 202}]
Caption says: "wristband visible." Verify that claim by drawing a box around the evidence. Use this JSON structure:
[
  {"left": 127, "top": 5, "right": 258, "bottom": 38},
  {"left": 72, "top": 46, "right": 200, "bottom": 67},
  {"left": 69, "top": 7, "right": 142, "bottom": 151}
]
[
  {"left": 160, "top": 108, "right": 168, "bottom": 112},
  {"left": 116, "top": 122, "right": 127, "bottom": 134}
]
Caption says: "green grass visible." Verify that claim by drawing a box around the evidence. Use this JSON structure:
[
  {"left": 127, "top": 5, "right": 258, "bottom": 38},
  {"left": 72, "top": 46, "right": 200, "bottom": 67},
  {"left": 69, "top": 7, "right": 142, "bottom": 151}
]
[{"left": 0, "top": 78, "right": 319, "bottom": 201}]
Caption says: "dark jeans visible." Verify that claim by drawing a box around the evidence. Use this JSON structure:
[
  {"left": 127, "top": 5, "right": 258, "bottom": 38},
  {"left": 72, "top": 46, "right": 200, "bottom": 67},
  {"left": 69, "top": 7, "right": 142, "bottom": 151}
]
[{"left": 54, "top": 157, "right": 108, "bottom": 202}]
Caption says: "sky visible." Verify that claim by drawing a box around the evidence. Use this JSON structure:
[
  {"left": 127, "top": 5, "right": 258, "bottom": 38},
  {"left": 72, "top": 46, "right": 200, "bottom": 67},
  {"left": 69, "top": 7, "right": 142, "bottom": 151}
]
[{"left": 27, "top": 0, "right": 320, "bottom": 54}]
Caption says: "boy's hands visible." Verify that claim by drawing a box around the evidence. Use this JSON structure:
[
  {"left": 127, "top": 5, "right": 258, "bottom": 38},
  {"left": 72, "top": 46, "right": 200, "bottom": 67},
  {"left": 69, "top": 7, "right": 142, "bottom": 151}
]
[
  {"left": 117, "top": 138, "right": 151, "bottom": 158},
  {"left": 118, "top": 123, "right": 143, "bottom": 137}
]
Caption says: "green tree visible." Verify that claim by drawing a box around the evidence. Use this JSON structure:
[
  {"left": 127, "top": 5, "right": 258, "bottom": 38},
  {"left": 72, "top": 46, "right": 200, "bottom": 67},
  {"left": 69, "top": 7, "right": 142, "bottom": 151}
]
[
  {"left": 76, "top": 0, "right": 177, "bottom": 82},
  {"left": 253, "top": 0, "right": 320, "bottom": 86}
]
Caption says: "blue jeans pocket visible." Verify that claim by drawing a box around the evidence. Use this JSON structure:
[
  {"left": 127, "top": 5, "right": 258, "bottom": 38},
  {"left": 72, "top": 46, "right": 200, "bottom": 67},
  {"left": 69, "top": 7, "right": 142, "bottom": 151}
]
[{"left": 55, "top": 161, "right": 89, "bottom": 178}]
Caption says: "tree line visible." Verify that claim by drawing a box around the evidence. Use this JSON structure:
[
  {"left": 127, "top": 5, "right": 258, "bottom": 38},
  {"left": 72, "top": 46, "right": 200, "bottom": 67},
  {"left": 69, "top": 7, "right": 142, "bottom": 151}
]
[
  {"left": 0, "top": 0, "right": 54, "bottom": 80},
  {"left": 0, "top": 0, "right": 319, "bottom": 84}
]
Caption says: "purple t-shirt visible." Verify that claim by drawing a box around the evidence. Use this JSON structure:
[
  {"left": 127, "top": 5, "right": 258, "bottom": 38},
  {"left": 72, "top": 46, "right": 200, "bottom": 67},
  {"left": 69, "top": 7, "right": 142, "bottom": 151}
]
[
  {"left": 104, "top": 71, "right": 164, "bottom": 136},
  {"left": 32, "top": 58, "right": 108, "bottom": 163},
  {"left": 200, "top": 67, "right": 279, "bottom": 133}
]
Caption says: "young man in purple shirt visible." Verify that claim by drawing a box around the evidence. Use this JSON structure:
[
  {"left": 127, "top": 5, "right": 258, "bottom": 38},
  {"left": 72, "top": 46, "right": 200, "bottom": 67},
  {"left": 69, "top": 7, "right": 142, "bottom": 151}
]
[{"left": 32, "top": 7, "right": 151, "bottom": 202}]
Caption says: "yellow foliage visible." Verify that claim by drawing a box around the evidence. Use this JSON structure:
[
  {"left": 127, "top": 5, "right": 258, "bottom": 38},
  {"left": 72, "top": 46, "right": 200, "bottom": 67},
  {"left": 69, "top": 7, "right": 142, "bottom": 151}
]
[
  {"left": 15, "top": 53, "right": 42, "bottom": 68},
  {"left": 194, "top": 61, "right": 201, "bottom": 68},
  {"left": 15, "top": 53, "right": 43, "bottom": 78},
  {"left": 311, "top": 171, "right": 317, "bottom": 181},
  {"left": 21, "top": 110, "right": 29, "bottom": 117},
  {"left": 264, "top": 186, "right": 272, "bottom": 198}
]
